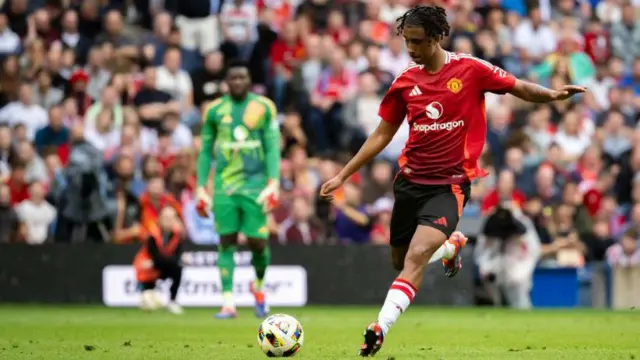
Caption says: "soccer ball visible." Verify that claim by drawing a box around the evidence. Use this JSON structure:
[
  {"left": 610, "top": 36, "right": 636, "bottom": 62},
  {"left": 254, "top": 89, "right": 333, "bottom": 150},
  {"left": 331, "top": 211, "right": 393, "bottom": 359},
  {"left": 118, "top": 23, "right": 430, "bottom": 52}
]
[{"left": 257, "top": 314, "right": 304, "bottom": 357}]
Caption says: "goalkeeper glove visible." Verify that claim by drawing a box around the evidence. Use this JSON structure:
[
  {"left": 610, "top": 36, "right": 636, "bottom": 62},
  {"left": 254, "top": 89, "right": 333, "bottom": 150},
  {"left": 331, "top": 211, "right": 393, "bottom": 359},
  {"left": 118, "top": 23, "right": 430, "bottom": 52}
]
[
  {"left": 257, "top": 179, "right": 280, "bottom": 212},
  {"left": 195, "top": 187, "right": 212, "bottom": 218}
]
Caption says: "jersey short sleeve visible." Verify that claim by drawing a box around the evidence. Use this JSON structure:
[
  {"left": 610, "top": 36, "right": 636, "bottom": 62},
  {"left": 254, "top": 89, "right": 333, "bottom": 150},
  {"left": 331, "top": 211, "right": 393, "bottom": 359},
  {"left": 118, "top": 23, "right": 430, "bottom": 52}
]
[
  {"left": 378, "top": 82, "right": 407, "bottom": 126},
  {"left": 202, "top": 98, "right": 224, "bottom": 125},
  {"left": 258, "top": 95, "right": 278, "bottom": 130},
  {"left": 470, "top": 58, "right": 516, "bottom": 94}
]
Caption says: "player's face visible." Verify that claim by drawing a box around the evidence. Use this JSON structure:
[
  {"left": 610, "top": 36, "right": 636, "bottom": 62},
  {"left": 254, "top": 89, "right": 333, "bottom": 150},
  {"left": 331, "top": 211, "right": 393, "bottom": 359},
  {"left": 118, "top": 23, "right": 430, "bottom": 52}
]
[
  {"left": 402, "top": 25, "right": 440, "bottom": 65},
  {"left": 227, "top": 67, "right": 251, "bottom": 98}
]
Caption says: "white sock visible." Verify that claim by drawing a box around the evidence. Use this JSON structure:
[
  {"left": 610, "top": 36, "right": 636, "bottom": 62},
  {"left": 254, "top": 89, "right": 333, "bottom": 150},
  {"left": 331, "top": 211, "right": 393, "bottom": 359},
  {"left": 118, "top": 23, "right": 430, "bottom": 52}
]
[
  {"left": 377, "top": 278, "right": 417, "bottom": 335},
  {"left": 428, "top": 241, "right": 456, "bottom": 264},
  {"left": 222, "top": 292, "right": 235, "bottom": 309}
]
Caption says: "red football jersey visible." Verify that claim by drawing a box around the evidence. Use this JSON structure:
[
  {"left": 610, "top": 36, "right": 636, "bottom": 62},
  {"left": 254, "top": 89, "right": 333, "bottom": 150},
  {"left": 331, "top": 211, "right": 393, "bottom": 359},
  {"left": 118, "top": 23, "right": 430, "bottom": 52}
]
[{"left": 379, "top": 52, "right": 516, "bottom": 185}]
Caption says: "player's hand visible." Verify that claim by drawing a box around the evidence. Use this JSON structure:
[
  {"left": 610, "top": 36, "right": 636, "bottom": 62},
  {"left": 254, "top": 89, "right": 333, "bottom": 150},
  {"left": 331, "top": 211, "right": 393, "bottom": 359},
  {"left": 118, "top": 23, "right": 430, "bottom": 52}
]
[
  {"left": 195, "top": 187, "right": 211, "bottom": 218},
  {"left": 319, "top": 175, "right": 345, "bottom": 202},
  {"left": 551, "top": 85, "right": 587, "bottom": 101},
  {"left": 257, "top": 179, "right": 280, "bottom": 213}
]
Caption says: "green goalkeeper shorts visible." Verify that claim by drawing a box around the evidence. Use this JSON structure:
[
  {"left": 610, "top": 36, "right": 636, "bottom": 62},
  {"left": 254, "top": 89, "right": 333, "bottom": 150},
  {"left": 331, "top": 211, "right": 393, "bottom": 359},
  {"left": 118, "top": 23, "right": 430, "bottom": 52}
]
[{"left": 214, "top": 193, "right": 269, "bottom": 239}]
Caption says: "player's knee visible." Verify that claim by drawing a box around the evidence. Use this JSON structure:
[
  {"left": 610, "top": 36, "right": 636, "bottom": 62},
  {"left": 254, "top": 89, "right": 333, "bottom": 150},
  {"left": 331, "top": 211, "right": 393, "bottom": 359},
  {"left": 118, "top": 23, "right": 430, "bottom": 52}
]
[
  {"left": 405, "top": 242, "right": 438, "bottom": 266},
  {"left": 220, "top": 234, "right": 239, "bottom": 248},
  {"left": 247, "top": 238, "right": 267, "bottom": 253}
]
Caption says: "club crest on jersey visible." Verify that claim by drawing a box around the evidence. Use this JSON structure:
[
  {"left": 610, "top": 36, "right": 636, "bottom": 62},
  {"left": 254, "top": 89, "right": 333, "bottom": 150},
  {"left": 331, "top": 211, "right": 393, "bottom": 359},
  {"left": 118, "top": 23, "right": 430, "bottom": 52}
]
[
  {"left": 425, "top": 102, "right": 444, "bottom": 120},
  {"left": 446, "top": 78, "right": 463, "bottom": 94},
  {"left": 222, "top": 115, "right": 232, "bottom": 124}
]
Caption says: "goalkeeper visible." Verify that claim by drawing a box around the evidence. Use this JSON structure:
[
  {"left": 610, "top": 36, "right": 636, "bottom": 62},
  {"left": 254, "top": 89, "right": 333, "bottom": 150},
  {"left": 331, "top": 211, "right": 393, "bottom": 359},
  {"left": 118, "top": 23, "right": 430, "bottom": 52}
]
[{"left": 195, "top": 61, "right": 280, "bottom": 319}]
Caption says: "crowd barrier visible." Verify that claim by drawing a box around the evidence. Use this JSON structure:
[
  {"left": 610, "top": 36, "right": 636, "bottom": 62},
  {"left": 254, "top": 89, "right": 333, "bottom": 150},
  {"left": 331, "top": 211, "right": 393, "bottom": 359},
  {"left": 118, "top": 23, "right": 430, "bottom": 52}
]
[
  {"left": 0, "top": 244, "right": 474, "bottom": 306},
  {"left": 1, "top": 244, "right": 636, "bottom": 308}
]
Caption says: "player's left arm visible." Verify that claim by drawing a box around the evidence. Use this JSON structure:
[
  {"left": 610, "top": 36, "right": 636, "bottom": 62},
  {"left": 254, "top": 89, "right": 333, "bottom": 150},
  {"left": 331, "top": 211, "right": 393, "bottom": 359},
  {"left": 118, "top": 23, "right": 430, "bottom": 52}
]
[
  {"left": 509, "top": 79, "right": 587, "bottom": 103},
  {"left": 261, "top": 98, "right": 281, "bottom": 182},
  {"left": 257, "top": 97, "right": 281, "bottom": 211},
  {"left": 476, "top": 58, "right": 587, "bottom": 103}
]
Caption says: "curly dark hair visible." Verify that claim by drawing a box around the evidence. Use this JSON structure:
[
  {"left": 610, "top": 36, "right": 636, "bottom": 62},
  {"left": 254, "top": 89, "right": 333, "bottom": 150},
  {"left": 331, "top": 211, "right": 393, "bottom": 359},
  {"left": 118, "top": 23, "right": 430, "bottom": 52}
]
[{"left": 396, "top": 5, "right": 451, "bottom": 39}]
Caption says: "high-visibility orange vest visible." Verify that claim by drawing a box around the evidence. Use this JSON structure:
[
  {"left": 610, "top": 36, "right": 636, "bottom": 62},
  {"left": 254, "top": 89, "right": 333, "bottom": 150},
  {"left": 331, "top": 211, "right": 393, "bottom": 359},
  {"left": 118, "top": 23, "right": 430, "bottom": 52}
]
[{"left": 133, "top": 225, "right": 182, "bottom": 283}]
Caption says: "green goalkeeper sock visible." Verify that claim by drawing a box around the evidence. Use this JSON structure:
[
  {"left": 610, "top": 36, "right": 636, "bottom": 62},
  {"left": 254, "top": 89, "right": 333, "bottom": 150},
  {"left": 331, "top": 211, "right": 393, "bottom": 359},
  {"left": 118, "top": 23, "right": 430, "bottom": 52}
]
[
  {"left": 218, "top": 246, "right": 236, "bottom": 304},
  {"left": 251, "top": 246, "right": 271, "bottom": 291}
]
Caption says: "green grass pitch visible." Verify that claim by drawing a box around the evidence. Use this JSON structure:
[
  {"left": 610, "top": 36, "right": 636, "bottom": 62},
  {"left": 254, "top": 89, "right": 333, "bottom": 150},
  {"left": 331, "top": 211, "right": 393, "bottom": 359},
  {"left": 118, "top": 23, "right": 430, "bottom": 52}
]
[{"left": 0, "top": 306, "right": 639, "bottom": 359}]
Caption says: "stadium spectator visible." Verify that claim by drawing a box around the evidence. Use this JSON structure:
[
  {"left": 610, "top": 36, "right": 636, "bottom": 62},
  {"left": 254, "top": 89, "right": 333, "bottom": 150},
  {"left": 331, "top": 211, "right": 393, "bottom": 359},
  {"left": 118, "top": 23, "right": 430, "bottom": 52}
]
[
  {"left": 280, "top": 111, "right": 307, "bottom": 155},
  {"left": 68, "top": 69, "right": 93, "bottom": 116},
  {"left": 503, "top": 147, "right": 537, "bottom": 195},
  {"left": 362, "top": 160, "right": 393, "bottom": 205},
  {"left": 84, "top": 108, "right": 120, "bottom": 152},
  {"left": 476, "top": 205, "right": 541, "bottom": 309},
  {"left": 287, "top": 144, "right": 316, "bottom": 195},
  {"left": 0, "top": 83, "right": 47, "bottom": 140},
  {"left": 0, "top": 13, "right": 20, "bottom": 55},
  {"left": 334, "top": 180, "right": 371, "bottom": 244},
  {"left": 618, "top": 203, "right": 640, "bottom": 239},
  {"left": 220, "top": 0, "right": 257, "bottom": 62},
  {"left": 59, "top": 9, "right": 92, "bottom": 66},
  {"left": 0, "top": 125, "right": 12, "bottom": 178},
  {"left": 110, "top": 155, "right": 142, "bottom": 244},
  {"left": 482, "top": 169, "right": 527, "bottom": 215},
  {"left": 165, "top": 0, "right": 221, "bottom": 56},
  {"left": 277, "top": 193, "right": 325, "bottom": 245},
  {"left": 295, "top": 34, "right": 322, "bottom": 98},
  {"left": 16, "top": 139, "right": 47, "bottom": 183},
  {"left": 531, "top": 30, "right": 596, "bottom": 87},
  {"left": 139, "top": 174, "right": 182, "bottom": 235},
  {"left": 190, "top": 51, "right": 226, "bottom": 110},
  {"left": 0, "top": 182, "right": 21, "bottom": 243},
  {"left": 53, "top": 125, "right": 112, "bottom": 243},
  {"left": 5, "top": 161, "right": 28, "bottom": 206},
  {"left": 362, "top": 44, "right": 394, "bottom": 92},
  {"left": 134, "top": 66, "right": 179, "bottom": 129},
  {"left": 155, "top": 46, "right": 196, "bottom": 124},
  {"left": 609, "top": 3, "right": 640, "bottom": 68},
  {"left": 308, "top": 48, "right": 356, "bottom": 153},
  {"left": 183, "top": 193, "right": 219, "bottom": 245},
  {"left": 15, "top": 181, "right": 56, "bottom": 244},
  {"left": 582, "top": 220, "right": 615, "bottom": 262},
  {"left": 82, "top": 48, "right": 109, "bottom": 100},
  {"left": 542, "top": 203, "right": 587, "bottom": 267},
  {"left": 269, "top": 20, "right": 304, "bottom": 111},
  {"left": 85, "top": 86, "right": 123, "bottom": 132},
  {"left": 370, "top": 197, "right": 392, "bottom": 245},
  {"left": 513, "top": 7, "right": 557, "bottom": 62},
  {"left": 485, "top": 104, "right": 514, "bottom": 170},
  {"left": 606, "top": 228, "right": 640, "bottom": 267},
  {"left": 32, "top": 69, "right": 64, "bottom": 109},
  {"left": 343, "top": 72, "right": 381, "bottom": 153}
]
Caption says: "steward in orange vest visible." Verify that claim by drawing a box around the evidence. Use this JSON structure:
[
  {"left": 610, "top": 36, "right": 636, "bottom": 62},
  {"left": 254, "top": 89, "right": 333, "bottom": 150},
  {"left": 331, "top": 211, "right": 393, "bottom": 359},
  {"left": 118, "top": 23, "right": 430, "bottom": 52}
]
[{"left": 134, "top": 206, "right": 185, "bottom": 312}]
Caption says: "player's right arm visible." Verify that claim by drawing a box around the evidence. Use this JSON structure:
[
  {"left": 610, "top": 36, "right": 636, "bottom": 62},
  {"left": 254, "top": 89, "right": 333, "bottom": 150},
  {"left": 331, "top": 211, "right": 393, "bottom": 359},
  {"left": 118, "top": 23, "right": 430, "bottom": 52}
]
[
  {"left": 195, "top": 100, "right": 221, "bottom": 215},
  {"left": 320, "top": 85, "right": 405, "bottom": 197},
  {"left": 337, "top": 120, "right": 401, "bottom": 181}
]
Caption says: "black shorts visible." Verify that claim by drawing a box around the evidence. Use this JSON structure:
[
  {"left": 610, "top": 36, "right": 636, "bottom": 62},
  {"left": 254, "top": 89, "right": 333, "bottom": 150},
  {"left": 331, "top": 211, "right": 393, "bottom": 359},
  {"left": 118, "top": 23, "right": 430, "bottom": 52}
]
[
  {"left": 390, "top": 175, "right": 471, "bottom": 246},
  {"left": 140, "top": 261, "right": 182, "bottom": 289}
]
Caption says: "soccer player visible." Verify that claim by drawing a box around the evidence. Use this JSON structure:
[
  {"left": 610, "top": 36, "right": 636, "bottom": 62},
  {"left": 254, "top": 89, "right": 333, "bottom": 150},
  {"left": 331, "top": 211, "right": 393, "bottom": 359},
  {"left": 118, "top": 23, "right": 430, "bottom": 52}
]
[
  {"left": 195, "top": 61, "right": 280, "bottom": 319},
  {"left": 319, "top": 5, "right": 587, "bottom": 357}
]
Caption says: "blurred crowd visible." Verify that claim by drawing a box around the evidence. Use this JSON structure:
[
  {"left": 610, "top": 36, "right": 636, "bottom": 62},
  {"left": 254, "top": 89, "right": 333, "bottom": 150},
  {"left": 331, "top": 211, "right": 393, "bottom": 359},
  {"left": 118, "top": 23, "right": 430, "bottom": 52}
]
[{"left": 0, "top": 0, "right": 639, "bottom": 269}]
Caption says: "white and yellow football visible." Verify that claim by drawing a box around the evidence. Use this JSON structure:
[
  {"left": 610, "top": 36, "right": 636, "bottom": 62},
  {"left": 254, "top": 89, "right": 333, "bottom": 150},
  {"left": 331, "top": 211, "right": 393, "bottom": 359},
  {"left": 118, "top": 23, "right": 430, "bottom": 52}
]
[{"left": 257, "top": 314, "right": 304, "bottom": 357}]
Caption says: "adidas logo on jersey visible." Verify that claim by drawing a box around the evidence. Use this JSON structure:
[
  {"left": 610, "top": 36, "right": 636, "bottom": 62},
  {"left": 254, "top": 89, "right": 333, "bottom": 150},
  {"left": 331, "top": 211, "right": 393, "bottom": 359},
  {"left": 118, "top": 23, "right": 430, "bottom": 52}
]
[{"left": 409, "top": 86, "right": 422, "bottom": 97}]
